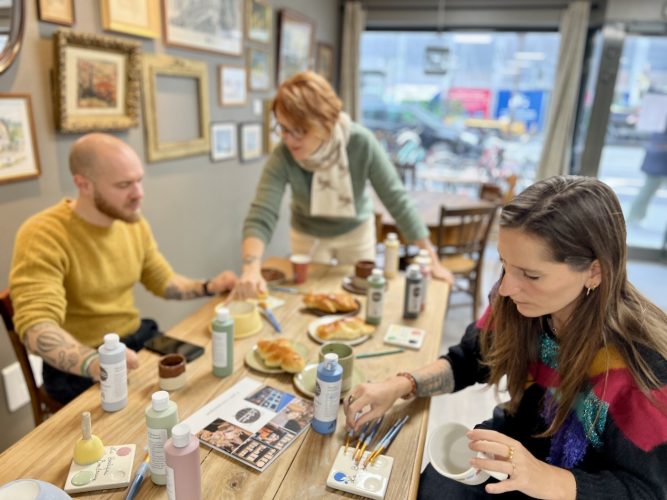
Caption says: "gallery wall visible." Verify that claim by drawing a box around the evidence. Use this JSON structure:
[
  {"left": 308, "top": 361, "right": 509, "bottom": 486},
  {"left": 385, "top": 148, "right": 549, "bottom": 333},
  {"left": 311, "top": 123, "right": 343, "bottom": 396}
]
[{"left": 0, "top": 0, "right": 339, "bottom": 451}]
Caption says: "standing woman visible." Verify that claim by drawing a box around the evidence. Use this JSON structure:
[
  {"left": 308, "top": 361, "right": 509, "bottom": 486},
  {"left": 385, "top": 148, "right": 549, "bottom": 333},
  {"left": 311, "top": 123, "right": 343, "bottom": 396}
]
[
  {"left": 235, "top": 71, "right": 452, "bottom": 298},
  {"left": 344, "top": 176, "right": 667, "bottom": 499}
]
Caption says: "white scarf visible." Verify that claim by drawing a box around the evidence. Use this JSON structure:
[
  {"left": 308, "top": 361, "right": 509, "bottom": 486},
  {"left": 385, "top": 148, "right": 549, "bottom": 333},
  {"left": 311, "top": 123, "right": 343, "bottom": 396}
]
[{"left": 297, "top": 112, "right": 355, "bottom": 218}]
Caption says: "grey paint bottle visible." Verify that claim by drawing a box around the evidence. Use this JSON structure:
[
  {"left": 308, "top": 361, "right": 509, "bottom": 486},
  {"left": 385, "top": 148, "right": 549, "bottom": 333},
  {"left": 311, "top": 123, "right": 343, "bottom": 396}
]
[
  {"left": 98, "top": 333, "right": 128, "bottom": 412},
  {"left": 212, "top": 308, "right": 234, "bottom": 377},
  {"left": 403, "top": 264, "right": 423, "bottom": 319}
]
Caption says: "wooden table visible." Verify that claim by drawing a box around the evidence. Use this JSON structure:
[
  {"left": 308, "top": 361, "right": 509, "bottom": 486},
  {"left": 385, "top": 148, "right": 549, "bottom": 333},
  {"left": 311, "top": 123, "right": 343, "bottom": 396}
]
[
  {"left": 373, "top": 190, "right": 496, "bottom": 243},
  {"left": 0, "top": 258, "right": 449, "bottom": 499}
]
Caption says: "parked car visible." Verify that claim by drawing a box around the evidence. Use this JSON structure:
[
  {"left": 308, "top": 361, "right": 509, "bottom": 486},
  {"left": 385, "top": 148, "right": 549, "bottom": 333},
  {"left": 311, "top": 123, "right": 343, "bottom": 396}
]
[{"left": 361, "top": 102, "right": 477, "bottom": 154}]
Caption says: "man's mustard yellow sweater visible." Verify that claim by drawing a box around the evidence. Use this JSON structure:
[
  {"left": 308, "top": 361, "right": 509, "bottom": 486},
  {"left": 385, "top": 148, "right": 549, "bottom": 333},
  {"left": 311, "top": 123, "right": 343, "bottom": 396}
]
[{"left": 10, "top": 199, "right": 174, "bottom": 347}]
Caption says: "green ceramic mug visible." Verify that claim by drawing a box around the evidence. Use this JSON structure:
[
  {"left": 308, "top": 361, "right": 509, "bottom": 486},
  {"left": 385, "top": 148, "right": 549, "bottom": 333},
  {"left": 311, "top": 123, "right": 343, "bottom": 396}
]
[{"left": 319, "top": 342, "right": 354, "bottom": 392}]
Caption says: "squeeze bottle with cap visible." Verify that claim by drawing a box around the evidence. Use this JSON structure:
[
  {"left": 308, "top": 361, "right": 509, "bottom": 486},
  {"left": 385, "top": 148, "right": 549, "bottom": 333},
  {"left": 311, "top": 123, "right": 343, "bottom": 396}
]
[
  {"left": 312, "top": 353, "right": 343, "bottom": 435},
  {"left": 403, "top": 264, "right": 424, "bottom": 319},
  {"left": 145, "top": 390, "right": 179, "bottom": 485},
  {"left": 98, "top": 333, "right": 127, "bottom": 412},
  {"left": 365, "top": 268, "right": 386, "bottom": 325},
  {"left": 415, "top": 249, "right": 432, "bottom": 311},
  {"left": 211, "top": 308, "right": 234, "bottom": 377},
  {"left": 165, "top": 423, "right": 201, "bottom": 500},
  {"left": 383, "top": 232, "right": 400, "bottom": 279}
]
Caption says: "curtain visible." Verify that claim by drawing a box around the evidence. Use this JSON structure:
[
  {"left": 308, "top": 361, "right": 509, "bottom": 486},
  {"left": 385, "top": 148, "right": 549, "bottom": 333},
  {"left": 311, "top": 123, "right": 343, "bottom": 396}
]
[
  {"left": 340, "top": 1, "right": 366, "bottom": 121},
  {"left": 535, "top": 1, "right": 590, "bottom": 180}
]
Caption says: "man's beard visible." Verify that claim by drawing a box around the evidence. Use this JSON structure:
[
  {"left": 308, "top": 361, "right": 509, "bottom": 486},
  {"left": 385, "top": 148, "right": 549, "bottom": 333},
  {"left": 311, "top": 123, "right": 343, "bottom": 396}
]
[{"left": 93, "top": 190, "right": 141, "bottom": 223}]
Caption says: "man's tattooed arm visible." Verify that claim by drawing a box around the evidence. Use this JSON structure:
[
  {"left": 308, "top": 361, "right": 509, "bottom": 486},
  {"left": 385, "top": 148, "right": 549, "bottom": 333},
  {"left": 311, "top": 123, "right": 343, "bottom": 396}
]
[
  {"left": 412, "top": 358, "right": 455, "bottom": 397},
  {"left": 163, "top": 274, "right": 206, "bottom": 300},
  {"left": 24, "top": 322, "right": 96, "bottom": 376}
]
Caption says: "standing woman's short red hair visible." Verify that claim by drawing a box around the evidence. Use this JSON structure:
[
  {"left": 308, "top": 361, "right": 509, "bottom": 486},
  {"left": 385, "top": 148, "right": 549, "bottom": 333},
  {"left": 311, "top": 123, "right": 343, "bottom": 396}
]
[{"left": 272, "top": 71, "right": 343, "bottom": 138}]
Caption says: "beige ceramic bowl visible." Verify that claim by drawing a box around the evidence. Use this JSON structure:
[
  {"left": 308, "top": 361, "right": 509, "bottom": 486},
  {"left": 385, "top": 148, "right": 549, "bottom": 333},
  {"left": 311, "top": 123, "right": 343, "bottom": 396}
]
[{"left": 216, "top": 301, "right": 263, "bottom": 339}]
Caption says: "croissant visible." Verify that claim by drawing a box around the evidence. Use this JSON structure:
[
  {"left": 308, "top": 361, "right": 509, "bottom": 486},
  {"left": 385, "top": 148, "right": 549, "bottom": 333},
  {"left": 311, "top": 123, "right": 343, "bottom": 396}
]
[
  {"left": 317, "top": 316, "right": 375, "bottom": 341},
  {"left": 303, "top": 292, "right": 357, "bottom": 314},
  {"left": 255, "top": 339, "right": 305, "bottom": 373}
]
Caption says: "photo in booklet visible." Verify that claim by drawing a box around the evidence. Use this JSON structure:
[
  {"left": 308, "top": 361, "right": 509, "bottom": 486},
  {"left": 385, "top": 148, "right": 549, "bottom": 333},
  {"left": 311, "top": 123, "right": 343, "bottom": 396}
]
[{"left": 183, "top": 377, "right": 313, "bottom": 472}]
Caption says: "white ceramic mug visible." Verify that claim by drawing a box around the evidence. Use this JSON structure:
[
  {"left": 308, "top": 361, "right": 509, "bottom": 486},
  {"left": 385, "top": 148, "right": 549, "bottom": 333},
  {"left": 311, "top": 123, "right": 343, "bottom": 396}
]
[{"left": 427, "top": 422, "right": 509, "bottom": 486}]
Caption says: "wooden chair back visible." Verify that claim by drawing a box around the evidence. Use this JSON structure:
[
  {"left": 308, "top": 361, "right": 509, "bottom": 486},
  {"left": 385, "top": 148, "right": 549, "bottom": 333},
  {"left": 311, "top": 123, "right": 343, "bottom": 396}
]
[{"left": 0, "top": 289, "right": 62, "bottom": 426}]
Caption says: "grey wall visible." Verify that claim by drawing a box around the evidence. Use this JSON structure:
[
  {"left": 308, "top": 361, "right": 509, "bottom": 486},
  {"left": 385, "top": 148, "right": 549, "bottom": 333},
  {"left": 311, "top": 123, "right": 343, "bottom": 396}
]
[{"left": 0, "top": 0, "right": 339, "bottom": 451}]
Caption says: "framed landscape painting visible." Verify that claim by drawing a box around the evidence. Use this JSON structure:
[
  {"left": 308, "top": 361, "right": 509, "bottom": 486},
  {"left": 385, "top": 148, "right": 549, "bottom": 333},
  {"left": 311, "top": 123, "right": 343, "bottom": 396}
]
[
  {"left": 163, "top": 0, "right": 243, "bottom": 55},
  {"left": 219, "top": 65, "right": 247, "bottom": 106},
  {"left": 38, "top": 0, "right": 75, "bottom": 26},
  {"left": 0, "top": 94, "right": 41, "bottom": 185},
  {"left": 245, "top": 0, "right": 272, "bottom": 44},
  {"left": 53, "top": 30, "right": 141, "bottom": 132},
  {"left": 211, "top": 122, "right": 237, "bottom": 161},
  {"left": 101, "top": 0, "right": 161, "bottom": 39},
  {"left": 276, "top": 9, "right": 314, "bottom": 83},
  {"left": 316, "top": 43, "right": 334, "bottom": 83},
  {"left": 247, "top": 47, "right": 271, "bottom": 91},
  {"left": 240, "top": 122, "right": 262, "bottom": 162}
]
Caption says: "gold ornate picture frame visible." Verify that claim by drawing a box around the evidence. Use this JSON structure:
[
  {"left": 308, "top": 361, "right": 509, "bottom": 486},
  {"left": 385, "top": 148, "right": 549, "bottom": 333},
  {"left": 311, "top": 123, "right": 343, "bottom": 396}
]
[
  {"left": 101, "top": 0, "right": 161, "bottom": 39},
  {"left": 142, "top": 54, "right": 210, "bottom": 162},
  {"left": 53, "top": 30, "right": 141, "bottom": 133}
]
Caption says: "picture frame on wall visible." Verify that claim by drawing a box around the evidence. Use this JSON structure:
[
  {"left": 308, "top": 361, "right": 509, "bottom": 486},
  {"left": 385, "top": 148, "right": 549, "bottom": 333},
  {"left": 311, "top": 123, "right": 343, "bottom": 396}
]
[
  {"left": 101, "top": 0, "right": 161, "bottom": 39},
  {"left": 277, "top": 9, "right": 315, "bottom": 83},
  {"left": 0, "top": 94, "right": 41, "bottom": 185},
  {"left": 262, "top": 98, "right": 280, "bottom": 155},
  {"left": 210, "top": 122, "right": 237, "bottom": 161},
  {"left": 247, "top": 47, "right": 271, "bottom": 91},
  {"left": 245, "top": 0, "right": 272, "bottom": 44},
  {"left": 316, "top": 43, "right": 334, "bottom": 83},
  {"left": 142, "top": 54, "right": 210, "bottom": 162},
  {"left": 53, "top": 30, "right": 141, "bottom": 133},
  {"left": 219, "top": 65, "right": 247, "bottom": 106},
  {"left": 38, "top": 0, "right": 75, "bottom": 26},
  {"left": 163, "top": 0, "right": 243, "bottom": 55},
  {"left": 240, "top": 122, "right": 263, "bottom": 162}
]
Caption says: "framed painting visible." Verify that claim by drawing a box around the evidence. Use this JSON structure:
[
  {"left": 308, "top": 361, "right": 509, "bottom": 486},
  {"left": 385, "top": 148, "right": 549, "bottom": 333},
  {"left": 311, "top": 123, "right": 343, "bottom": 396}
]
[
  {"left": 240, "top": 122, "right": 262, "bottom": 162},
  {"left": 262, "top": 98, "right": 279, "bottom": 154},
  {"left": 276, "top": 9, "right": 315, "bottom": 83},
  {"left": 38, "top": 0, "right": 75, "bottom": 26},
  {"left": 0, "top": 94, "right": 41, "bottom": 185},
  {"left": 247, "top": 47, "right": 271, "bottom": 91},
  {"left": 219, "top": 65, "right": 247, "bottom": 106},
  {"left": 101, "top": 0, "right": 161, "bottom": 39},
  {"left": 316, "top": 43, "right": 334, "bottom": 83},
  {"left": 163, "top": 0, "right": 243, "bottom": 55},
  {"left": 53, "top": 30, "right": 141, "bottom": 132},
  {"left": 245, "top": 0, "right": 272, "bottom": 44},
  {"left": 142, "top": 54, "right": 210, "bottom": 162},
  {"left": 211, "top": 122, "right": 237, "bottom": 161}
]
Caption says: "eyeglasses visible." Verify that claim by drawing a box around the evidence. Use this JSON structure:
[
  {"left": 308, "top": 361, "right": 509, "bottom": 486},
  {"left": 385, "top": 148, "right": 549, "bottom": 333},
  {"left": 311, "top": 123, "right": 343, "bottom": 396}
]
[{"left": 272, "top": 122, "right": 305, "bottom": 141}]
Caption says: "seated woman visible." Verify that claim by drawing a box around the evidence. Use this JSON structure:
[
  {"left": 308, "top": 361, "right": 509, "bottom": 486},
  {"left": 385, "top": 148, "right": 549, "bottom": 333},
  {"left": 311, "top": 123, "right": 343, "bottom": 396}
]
[
  {"left": 344, "top": 176, "right": 667, "bottom": 499},
  {"left": 235, "top": 70, "right": 452, "bottom": 299}
]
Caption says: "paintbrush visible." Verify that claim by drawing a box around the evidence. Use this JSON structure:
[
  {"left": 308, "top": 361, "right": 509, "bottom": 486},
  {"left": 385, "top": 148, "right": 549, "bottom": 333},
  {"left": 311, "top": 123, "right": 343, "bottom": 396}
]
[{"left": 369, "top": 415, "right": 410, "bottom": 465}]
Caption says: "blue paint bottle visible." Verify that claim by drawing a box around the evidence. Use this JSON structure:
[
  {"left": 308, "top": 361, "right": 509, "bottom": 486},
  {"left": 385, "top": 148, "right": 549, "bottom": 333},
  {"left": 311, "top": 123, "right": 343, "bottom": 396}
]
[{"left": 312, "top": 353, "right": 343, "bottom": 435}]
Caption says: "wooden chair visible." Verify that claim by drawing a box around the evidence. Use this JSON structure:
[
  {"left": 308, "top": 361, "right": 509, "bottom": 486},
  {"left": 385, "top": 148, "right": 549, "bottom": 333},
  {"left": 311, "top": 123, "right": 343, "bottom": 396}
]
[
  {"left": 479, "top": 183, "right": 503, "bottom": 203},
  {"left": 0, "top": 289, "right": 62, "bottom": 427},
  {"left": 436, "top": 206, "right": 499, "bottom": 320}
]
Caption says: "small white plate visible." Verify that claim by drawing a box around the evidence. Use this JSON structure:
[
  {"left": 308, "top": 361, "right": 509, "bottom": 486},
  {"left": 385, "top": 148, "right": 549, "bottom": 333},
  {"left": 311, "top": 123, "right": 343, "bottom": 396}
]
[
  {"left": 244, "top": 340, "right": 309, "bottom": 374},
  {"left": 307, "top": 315, "right": 371, "bottom": 346}
]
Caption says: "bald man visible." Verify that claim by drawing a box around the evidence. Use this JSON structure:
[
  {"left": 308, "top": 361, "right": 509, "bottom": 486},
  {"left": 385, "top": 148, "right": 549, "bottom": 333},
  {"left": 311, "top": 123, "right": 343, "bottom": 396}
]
[{"left": 9, "top": 133, "right": 237, "bottom": 405}]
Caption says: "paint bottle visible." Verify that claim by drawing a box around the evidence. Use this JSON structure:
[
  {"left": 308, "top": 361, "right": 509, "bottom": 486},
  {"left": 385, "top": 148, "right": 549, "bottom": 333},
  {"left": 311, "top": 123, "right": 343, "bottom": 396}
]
[
  {"left": 211, "top": 308, "right": 234, "bottom": 377},
  {"left": 312, "top": 353, "right": 343, "bottom": 435},
  {"left": 98, "top": 333, "right": 127, "bottom": 412},
  {"left": 165, "top": 423, "right": 201, "bottom": 500},
  {"left": 365, "top": 268, "right": 386, "bottom": 325},
  {"left": 145, "top": 390, "right": 179, "bottom": 486},
  {"left": 415, "top": 249, "right": 432, "bottom": 311},
  {"left": 383, "top": 232, "right": 400, "bottom": 279},
  {"left": 403, "top": 264, "right": 424, "bottom": 319}
]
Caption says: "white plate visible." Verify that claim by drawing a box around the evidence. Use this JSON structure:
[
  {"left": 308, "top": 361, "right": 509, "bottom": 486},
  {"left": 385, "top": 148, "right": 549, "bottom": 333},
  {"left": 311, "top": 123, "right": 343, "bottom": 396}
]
[
  {"left": 307, "top": 315, "right": 371, "bottom": 346},
  {"left": 293, "top": 363, "right": 365, "bottom": 399},
  {"left": 244, "top": 340, "right": 309, "bottom": 374}
]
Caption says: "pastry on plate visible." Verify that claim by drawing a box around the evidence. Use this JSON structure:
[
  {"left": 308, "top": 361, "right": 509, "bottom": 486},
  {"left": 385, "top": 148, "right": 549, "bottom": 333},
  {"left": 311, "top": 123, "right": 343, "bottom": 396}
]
[
  {"left": 316, "top": 316, "right": 375, "bottom": 341},
  {"left": 256, "top": 339, "right": 305, "bottom": 373},
  {"left": 303, "top": 292, "right": 357, "bottom": 314}
]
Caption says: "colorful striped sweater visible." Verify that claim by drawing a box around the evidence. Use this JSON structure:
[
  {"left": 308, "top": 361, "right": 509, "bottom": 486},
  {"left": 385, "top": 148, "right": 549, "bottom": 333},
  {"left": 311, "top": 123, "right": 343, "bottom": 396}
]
[{"left": 443, "top": 319, "right": 667, "bottom": 499}]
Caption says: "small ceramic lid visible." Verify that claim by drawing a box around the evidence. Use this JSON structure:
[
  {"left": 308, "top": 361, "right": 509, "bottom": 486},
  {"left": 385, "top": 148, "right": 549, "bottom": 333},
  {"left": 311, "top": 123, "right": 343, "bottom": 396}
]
[{"left": 158, "top": 353, "right": 186, "bottom": 378}]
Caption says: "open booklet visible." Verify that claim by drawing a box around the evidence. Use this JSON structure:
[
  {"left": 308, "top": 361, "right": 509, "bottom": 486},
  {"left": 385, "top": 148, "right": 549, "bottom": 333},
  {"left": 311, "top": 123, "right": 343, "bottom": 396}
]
[{"left": 181, "top": 377, "right": 313, "bottom": 471}]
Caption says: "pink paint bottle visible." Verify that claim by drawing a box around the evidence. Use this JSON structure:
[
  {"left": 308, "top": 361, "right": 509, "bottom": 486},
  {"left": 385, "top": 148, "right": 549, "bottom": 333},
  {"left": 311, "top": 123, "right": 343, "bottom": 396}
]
[{"left": 164, "top": 423, "right": 201, "bottom": 500}]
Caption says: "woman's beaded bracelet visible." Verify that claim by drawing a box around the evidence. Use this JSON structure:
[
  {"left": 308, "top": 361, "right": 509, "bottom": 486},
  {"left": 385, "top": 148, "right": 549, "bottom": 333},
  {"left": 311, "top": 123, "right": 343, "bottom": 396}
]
[
  {"left": 80, "top": 351, "right": 99, "bottom": 378},
  {"left": 396, "top": 372, "right": 417, "bottom": 400}
]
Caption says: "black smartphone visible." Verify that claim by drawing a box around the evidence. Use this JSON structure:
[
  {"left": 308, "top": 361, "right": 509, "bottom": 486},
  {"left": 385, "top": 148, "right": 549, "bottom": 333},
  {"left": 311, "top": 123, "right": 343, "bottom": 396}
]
[{"left": 143, "top": 335, "right": 205, "bottom": 362}]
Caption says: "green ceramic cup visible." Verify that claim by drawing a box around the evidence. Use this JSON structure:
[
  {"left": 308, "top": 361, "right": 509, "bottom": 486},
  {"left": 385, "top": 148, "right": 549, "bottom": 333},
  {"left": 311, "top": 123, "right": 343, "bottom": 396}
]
[{"left": 319, "top": 342, "right": 354, "bottom": 392}]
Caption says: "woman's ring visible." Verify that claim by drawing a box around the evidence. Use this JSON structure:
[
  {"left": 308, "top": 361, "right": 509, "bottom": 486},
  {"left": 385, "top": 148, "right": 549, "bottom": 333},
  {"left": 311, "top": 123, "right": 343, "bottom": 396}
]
[
  {"left": 347, "top": 394, "right": 355, "bottom": 405},
  {"left": 507, "top": 445, "right": 515, "bottom": 461}
]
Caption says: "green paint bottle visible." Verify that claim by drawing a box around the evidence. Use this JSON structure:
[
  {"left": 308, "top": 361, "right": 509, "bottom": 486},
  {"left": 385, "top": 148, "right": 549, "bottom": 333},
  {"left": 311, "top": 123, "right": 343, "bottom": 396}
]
[
  {"left": 212, "top": 308, "right": 234, "bottom": 377},
  {"left": 366, "top": 268, "right": 386, "bottom": 325},
  {"left": 145, "top": 390, "right": 179, "bottom": 485}
]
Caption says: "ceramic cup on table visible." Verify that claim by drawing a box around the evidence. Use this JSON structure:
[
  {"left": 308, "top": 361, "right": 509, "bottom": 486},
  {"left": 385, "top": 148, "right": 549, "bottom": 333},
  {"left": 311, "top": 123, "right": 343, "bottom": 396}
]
[
  {"left": 221, "top": 301, "right": 263, "bottom": 338},
  {"left": 427, "top": 422, "right": 508, "bottom": 486},
  {"left": 319, "top": 342, "right": 354, "bottom": 392},
  {"left": 158, "top": 353, "right": 186, "bottom": 391},
  {"left": 353, "top": 259, "right": 376, "bottom": 289},
  {"left": 290, "top": 254, "right": 311, "bottom": 284}
]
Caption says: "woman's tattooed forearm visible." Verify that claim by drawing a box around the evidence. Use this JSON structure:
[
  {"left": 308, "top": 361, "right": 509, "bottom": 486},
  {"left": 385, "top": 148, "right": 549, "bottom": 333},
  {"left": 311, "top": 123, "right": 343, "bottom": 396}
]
[{"left": 413, "top": 359, "right": 455, "bottom": 397}]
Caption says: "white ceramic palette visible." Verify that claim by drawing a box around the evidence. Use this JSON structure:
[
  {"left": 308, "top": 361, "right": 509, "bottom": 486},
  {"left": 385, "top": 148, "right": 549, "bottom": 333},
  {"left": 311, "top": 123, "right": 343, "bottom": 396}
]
[
  {"left": 326, "top": 446, "right": 394, "bottom": 500},
  {"left": 64, "top": 444, "right": 135, "bottom": 494}
]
